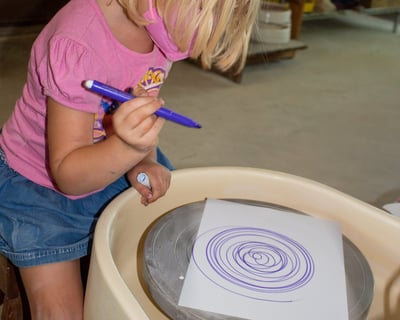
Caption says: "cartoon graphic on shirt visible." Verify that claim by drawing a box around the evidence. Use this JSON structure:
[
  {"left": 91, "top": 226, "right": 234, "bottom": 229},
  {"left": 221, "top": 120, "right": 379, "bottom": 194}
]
[
  {"left": 139, "top": 67, "right": 167, "bottom": 94},
  {"left": 93, "top": 113, "right": 106, "bottom": 143},
  {"left": 92, "top": 66, "right": 168, "bottom": 143}
]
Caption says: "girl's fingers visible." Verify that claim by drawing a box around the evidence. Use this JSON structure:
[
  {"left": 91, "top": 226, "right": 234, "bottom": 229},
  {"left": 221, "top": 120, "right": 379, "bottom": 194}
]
[
  {"left": 113, "top": 98, "right": 160, "bottom": 133},
  {"left": 111, "top": 96, "right": 166, "bottom": 152},
  {"left": 115, "top": 97, "right": 163, "bottom": 129}
]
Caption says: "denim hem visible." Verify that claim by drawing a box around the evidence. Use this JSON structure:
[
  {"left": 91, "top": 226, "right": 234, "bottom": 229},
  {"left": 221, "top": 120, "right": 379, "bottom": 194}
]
[{"left": 1, "top": 238, "right": 90, "bottom": 268}]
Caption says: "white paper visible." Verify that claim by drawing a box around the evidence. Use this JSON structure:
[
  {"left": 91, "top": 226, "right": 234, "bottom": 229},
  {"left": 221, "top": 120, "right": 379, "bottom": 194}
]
[{"left": 178, "top": 199, "right": 348, "bottom": 320}]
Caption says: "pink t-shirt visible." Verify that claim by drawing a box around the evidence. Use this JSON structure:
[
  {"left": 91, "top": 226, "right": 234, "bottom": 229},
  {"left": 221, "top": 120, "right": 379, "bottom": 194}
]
[{"left": 0, "top": 0, "right": 172, "bottom": 199}]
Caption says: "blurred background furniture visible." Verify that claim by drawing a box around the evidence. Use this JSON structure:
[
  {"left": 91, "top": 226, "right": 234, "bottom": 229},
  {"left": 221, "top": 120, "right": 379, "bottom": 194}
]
[{"left": 0, "top": 0, "right": 68, "bottom": 25}]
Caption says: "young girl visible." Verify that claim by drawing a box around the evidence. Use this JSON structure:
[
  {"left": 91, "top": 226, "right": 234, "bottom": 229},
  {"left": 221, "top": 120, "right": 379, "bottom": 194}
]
[{"left": 0, "top": 0, "right": 260, "bottom": 318}]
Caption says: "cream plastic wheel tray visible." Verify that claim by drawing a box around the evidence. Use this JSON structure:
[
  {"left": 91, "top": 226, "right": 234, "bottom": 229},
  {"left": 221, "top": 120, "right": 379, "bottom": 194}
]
[{"left": 84, "top": 167, "right": 400, "bottom": 320}]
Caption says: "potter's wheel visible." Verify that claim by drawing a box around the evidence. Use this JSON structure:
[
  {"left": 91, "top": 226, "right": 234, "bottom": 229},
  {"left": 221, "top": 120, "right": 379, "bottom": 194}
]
[{"left": 141, "top": 200, "right": 374, "bottom": 320}]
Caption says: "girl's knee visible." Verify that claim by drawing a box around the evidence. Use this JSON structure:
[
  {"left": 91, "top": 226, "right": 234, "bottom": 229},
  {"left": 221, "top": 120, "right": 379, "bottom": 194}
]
[
  {"left": 29, "top": 296, "right": 83, "bottom": 320},
  {"left": 19, "top": 260, "right": 84, "bottom": 320}
]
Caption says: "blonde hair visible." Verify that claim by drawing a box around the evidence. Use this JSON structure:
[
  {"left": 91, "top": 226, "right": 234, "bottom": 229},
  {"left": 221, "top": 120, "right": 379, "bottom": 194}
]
[{"left": 117, "top": 0, "right": 261, "bottom": 74}]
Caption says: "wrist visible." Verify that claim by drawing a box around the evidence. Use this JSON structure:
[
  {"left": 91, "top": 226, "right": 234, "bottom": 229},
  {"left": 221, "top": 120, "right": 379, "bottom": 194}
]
[{"left": 113, "top": 133, "right": 154, "bottom": 156}]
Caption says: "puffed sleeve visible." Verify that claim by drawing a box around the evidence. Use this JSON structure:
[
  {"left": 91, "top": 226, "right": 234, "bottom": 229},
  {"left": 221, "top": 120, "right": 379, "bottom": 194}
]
[{"left": 42, "top": 36, "right": 104, "bottom": 113}]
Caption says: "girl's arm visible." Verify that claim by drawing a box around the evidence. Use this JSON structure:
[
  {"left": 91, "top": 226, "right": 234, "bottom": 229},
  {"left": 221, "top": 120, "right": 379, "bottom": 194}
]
[{"left": 46, "top": 96, "right": 164, "bottom": 196}]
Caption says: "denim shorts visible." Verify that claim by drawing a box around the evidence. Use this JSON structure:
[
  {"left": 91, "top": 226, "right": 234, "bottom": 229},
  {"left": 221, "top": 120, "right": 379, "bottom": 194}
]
[{"left": 0, "top": 146, "right": 173, "bottom": 267}]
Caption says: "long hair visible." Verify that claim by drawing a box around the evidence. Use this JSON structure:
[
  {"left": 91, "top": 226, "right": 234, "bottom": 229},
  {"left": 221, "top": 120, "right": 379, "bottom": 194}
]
[{"left": 118, "top": 0, "right": 261, "bottom": 74}]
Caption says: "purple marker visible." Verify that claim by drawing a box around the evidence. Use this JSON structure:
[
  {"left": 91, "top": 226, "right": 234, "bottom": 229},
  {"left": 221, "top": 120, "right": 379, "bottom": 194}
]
[{"left": 83, "top": 80, "right": 201, "bottom": 129}]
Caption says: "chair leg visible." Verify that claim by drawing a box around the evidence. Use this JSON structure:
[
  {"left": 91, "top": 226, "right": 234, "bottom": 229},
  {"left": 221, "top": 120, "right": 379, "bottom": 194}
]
[
  {"left": 0, "top": 255, "right": 25, "bottom": 320},
  {"left": 2, "top": 296, "right": 24, "bottom": 320}
]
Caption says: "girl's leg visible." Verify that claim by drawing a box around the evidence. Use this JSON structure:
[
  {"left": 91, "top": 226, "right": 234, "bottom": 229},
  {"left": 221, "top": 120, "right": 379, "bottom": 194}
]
[{"left": 19, "top": 259, "right": 84, "bottom": 320}]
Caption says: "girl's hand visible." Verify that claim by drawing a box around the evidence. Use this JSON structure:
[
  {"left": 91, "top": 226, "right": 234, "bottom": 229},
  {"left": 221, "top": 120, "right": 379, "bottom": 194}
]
[
  {"left": 112, "top": 96, "right": 165, "bottom": 154},
  {"left": 127, "top": 160, "right": 171, "bottom": 206}
]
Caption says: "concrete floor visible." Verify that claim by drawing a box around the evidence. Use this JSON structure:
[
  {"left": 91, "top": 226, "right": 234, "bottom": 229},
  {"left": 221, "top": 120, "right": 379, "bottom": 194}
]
[{"left": 0, "top": 12, "right": 399, "bottom": 208}]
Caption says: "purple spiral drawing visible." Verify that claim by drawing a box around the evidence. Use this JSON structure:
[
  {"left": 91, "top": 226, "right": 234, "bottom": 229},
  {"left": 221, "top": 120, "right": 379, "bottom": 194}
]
[{"left": 192, "top": 226, "right": 315, "bottom": 302}]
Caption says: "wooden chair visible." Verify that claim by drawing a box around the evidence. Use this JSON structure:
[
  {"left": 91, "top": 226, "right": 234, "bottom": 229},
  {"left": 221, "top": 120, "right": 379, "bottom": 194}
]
[{"left": 0, "top": 255, "right": 24, "bottom": 320}]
